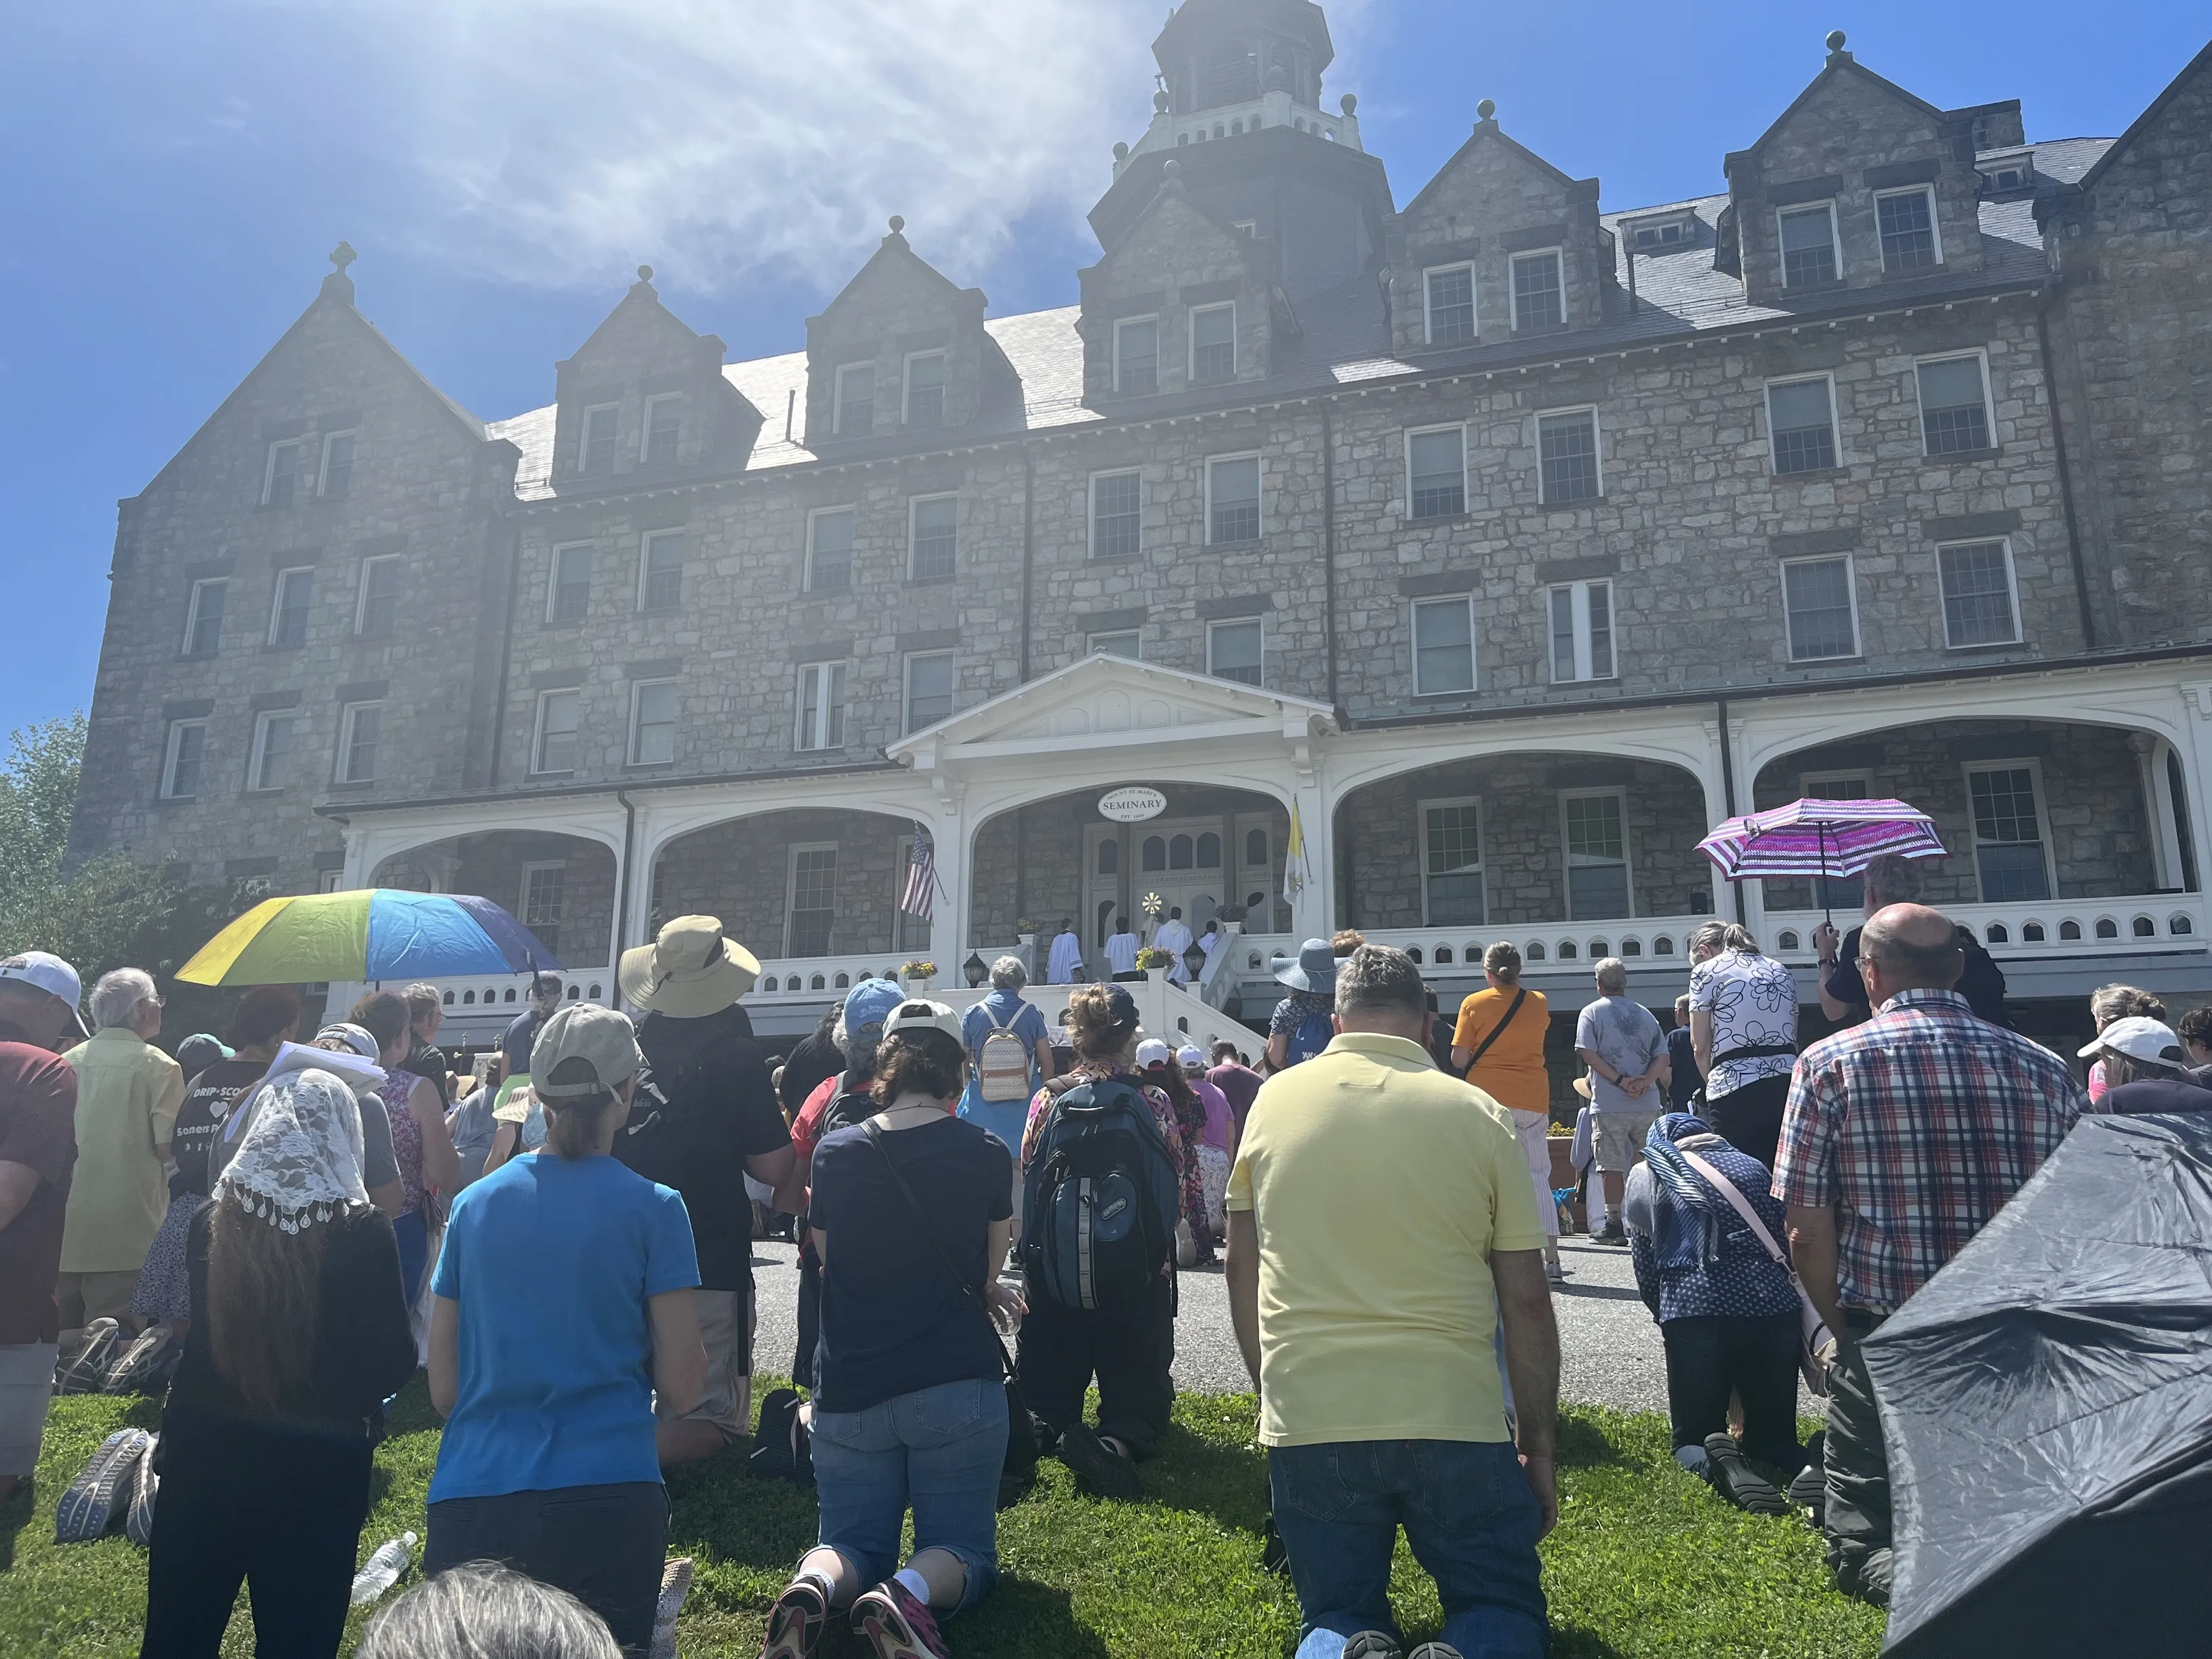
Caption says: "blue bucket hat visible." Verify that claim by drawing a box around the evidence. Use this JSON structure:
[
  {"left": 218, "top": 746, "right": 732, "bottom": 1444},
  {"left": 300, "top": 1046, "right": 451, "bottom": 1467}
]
[
  {"left": 842, "top": 977, "right": 905, "bottom": 1033},
  {"left": 1271, "top": 938, "right": 1337, "bottom": 995}
]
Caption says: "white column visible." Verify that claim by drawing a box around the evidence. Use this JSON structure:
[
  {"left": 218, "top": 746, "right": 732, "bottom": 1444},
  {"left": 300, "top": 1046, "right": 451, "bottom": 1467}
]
[
  {"left": 1289, "top": 778, "right": 1333, "bottom": 942},
  {"left": 934, "top": 787, "right": 971, "bottom": 982},
  {"left": 2177, "top": 683, "right": 2212, "bottom": 893}
]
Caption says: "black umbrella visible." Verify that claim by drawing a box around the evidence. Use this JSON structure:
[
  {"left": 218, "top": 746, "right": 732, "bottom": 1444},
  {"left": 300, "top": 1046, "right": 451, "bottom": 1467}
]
[{"left": 1862, "top": 1112, "right": 2212, "bottom": 1658}]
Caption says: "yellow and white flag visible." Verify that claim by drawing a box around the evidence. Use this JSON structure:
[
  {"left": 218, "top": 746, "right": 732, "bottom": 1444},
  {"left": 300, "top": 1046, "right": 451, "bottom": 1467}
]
[{"left": 1282, "top": 801, "right": 1310, "bottom": 905}]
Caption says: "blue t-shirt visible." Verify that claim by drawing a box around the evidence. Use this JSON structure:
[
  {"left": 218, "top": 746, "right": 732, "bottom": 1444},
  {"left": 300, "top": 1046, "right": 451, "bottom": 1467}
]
[
  {"left": 808, "top": 1115, "right": 1012, "bottom": 1416},
  {"left": 428, "top": 1153, "right": 699, "bottom": 1503},
  {"left": 959, "top": 991, "right": 1050, "bottom": 1143}
]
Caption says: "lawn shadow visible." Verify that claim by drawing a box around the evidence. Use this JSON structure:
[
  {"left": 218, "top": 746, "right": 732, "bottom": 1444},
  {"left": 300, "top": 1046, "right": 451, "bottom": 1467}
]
[
  {"left": 1549, "top": 1625, "right": 1631, "bottom": 1658},
  {"left": 668, "top": 1457, "right": 823, "bottom": 1573},
  {"left": 1130, "top": 1418, "right": 1274, "bottom": 1538},
  {"left": 1553, "top": 1414, "right": 1637, "bottom": 1472},
  {"left": 382, "top": 1376, "right": 441, "bottom": 1437},
  {"left": 939, "top": 1574, "right": 1114, "bottom": 1659},
  {"left": 0, "top": 1473, "right": 33, "bottom": 1572}
]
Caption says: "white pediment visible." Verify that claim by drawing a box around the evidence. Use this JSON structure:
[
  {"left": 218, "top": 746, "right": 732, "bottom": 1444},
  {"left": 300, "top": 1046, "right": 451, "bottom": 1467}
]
[{"left": 888, "top": 656, "right": 1335, "bottom": 763}]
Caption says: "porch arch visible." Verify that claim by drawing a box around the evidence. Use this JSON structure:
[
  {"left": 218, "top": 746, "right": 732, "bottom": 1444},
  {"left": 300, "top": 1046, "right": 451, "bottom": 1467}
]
[{"left": 369, "top": 830, "right": 617, "bottom": 969}]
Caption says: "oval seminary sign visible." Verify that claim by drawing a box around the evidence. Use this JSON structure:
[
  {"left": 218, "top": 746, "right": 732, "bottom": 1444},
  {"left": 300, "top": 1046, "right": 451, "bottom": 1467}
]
[{"left": 1098, "top": 786, "right": 1168, "bottom": 823}]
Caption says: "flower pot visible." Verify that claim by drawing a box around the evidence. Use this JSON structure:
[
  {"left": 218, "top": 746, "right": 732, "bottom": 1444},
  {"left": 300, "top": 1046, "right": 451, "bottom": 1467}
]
[{"left": 903, "top": 976, "right": 933, "bottom": 996}]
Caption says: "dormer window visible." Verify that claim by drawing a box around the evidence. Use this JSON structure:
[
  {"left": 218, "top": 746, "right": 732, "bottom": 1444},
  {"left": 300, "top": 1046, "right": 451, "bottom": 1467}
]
[
  {"left": 579, "top": 404, "right": 619, "bottom": 475},
  {"left": 1114, "top": 317, "right": 1159, "bottom": 394},
  {"left": 1631, "top": 222, "right": 1688, "bottom": 249},
  {"left": 1190, "top": 304, "right": 1235, "bottom": 384},
  {"left": 642, "top": 394, "right": 681, "bottom": 464},
  {"left": 1424, "top": 266, "right": 1475, "bottom": 345},
  {"left": 1510, "top": 251, "right": 1563, "bottom": 331},
  {"left": 834, "top": 364, "right": 874, "bottom": 436},
  {"left": 1876, "top": 188, "right": 1940, "bottom": 271},
  {"left": 903, "top": 352, "right": 946, "bottom": 427},
  {"left": 1778, "top": 204, "right": 1841, "bottom": 288}
]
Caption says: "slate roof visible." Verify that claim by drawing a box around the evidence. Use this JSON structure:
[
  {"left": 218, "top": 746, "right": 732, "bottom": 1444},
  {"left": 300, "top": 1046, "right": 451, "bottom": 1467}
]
[{"left": 489, "top": 141, "right": 2114, "bottom": 500}]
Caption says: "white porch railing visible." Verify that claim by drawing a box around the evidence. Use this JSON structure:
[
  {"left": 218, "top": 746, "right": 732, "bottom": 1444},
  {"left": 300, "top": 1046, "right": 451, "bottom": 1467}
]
[
  {"left": 326, "top": 968, "right": 616, "bottom": 1050},
  {"left": 1219, "top": 921, "right": 1708, "bottom": 978},
  {"left": 1761, "top": 894, "right": 2207, "bottom": 964}
]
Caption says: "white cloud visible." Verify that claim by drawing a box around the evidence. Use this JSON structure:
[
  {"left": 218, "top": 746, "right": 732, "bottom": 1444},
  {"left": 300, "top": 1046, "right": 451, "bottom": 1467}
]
[{"left": 313, "top": 0, "right": 1183, "bottom": 293}]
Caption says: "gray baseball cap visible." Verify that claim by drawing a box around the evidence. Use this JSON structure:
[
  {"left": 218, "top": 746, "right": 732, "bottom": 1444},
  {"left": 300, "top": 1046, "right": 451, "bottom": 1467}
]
[{"left": 531, "top": 1003, "right": 644, "bottom": 1100}]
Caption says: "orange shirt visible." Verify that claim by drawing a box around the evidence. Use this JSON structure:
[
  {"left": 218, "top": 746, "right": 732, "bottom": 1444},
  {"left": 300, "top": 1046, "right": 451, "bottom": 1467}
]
[{"left": 1451, "top": 985, "right": 1551, "bottom": 1115}]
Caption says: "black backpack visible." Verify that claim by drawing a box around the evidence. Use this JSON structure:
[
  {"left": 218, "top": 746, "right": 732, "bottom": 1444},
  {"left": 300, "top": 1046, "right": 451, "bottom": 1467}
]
[
  {"left": 1019, "top": 1076, "right": 1180, "bottom": 1313},
  {"left": 817, "top": 1085, "right": 878, "bottom": 1139},
  {"left": 1956, "top": 927, "right": 2012, "bottom": 1028}
]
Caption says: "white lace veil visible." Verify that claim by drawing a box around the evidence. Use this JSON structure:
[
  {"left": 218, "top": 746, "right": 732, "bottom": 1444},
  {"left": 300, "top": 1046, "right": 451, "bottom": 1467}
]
[{"left": 213, "top": 1067, "right": 371, "bottom": 1233}]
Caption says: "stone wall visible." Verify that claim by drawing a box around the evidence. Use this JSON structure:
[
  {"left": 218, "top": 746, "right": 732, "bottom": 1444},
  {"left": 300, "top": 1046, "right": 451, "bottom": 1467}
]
[
  {"left": 651, "top": 811, "right": 914, "bottom": 960},
  {"left": 372, "top": 830, "right": 617, "bottom": 968}
]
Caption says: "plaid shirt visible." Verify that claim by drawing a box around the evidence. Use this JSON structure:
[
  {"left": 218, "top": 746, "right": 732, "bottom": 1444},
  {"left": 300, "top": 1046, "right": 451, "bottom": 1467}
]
[{"left": 1774, "top": 988, "right": 2083, "bottom": 1313}]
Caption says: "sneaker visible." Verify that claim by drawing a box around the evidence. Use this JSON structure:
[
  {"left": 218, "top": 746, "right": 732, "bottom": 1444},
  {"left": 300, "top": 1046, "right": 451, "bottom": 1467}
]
[
  {"left": 1057, "top": 1424, "right": 1143, "bottom": 1500},
  {"left": 1546, "top": 1261, "right": 1570, "bottom": 1286},
  {"left": 1260, "top": 1513, "right": 1291, "bottom": 1578},
  {"left": 104, "top": 1325, "right": 177, "bottom": 1395},
  {"left": 1702, "top": 1433, "right": 1787, "bottom": 1517},
  {"left": 850, "top": 1579, "right": 949, "bottom": 1659},
  {"left": 651, "top": 1557, "right": 693, "bottom": 1659},
  {"left": 1342, "top": 1635, "right": 1404, "bottom": 1659},
  {"left": 56, "top": 1319, "right": 121, "bottom": 1395},
  {"left": 1408, "top": 1646, "right": 1467, "bottom": 1659},
  {"left": 55, "top": 1428, "right": 151, "bottom": 1543},
  {"left": 1787, "top": 1430, "right": 1826, "bottom": 1522},
  {"left": 125, "top": 1439, "right": 159, "bottom": 1548},
  {"left": 758, "top": 1575, "right": 828, "bottom": 1659},
  {"left": 1596, "top": 1224, "right": 1629, "bottom": 1247}
]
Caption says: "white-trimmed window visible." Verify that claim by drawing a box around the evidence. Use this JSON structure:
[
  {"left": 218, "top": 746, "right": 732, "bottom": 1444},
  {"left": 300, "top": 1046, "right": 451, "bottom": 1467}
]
[
  {"left": 1767, "top": 376, "right": 1838, "bottom": 474},
  {"left": 1876, "top": 187, "right": 1940, "bottom": 271},
  {"left": 1420, "top": 798, "right": 1486, "bottom": 926},
  {"left": 1424, "top": 264, "right": 1475, "bottom": 344},
  {"left": 549, "top": 544, "right": 592, "bottom": 622},
  {"left": 1965, "top": 760, "right": 2055, "bottom": 901},
  {"left": 834, "top": 363, "right": 876, "bottom": 436},
  {"left": 1549, "top": 579, "right": 1616, "bottom": 682},
  {"left": 518, "top": 862, "right": 566, "bottom": 956},
  {"left": 1207, "top": 617, "right": 1263, "bottom": 687},
  {"left": 1778, "top": 203, "right": 1841, "bottom": 287},
  {"left": 578, "top": 403, "right": 619, "bottom": 475},
  {"left": 1406, "top": 426, "right": 1467, "bottom": 518},
  {"left": 1562, "top": 787, "right": 1632, "bottom": 920},
  {"left": 794, "top": 661, "right": 847, "bottom": 752},
  {"left": 262, "top": 439, "right": 306, "bottom": 507},
  {"left": 336, "top": 701, "right": 382, "bottom": 784},
  {"left": 317, "top": 868, "right": 345, "bottom": 894},
  {"left": 268, "top": 567, "right": 314, "bottom": 648},
  {"left": 628, "top": 680, "right": 677, "bottom": 766},
  {"left": 247, "top": 711, "right": 298, "bottom": 792},
  {"left": 182, "top": 578, "right": 226, "bottom": 657},
  {"left": 642, "top": 394, "right": 681, "bottom": 464},
  {"left": 531, "top": 689, "right": 581, "bottom": 775},
  {"left": 318, "top": 430, "right": 356, "bottom": 498},
  {"left": 1113, "top": 316, "right": 1159, "bottom": 394},
  {"left": 909, "top": 494, "right": 958, "bottom": 581},
  {"left": 1537, "top": 409, "right": 1600, "bottom": 503},
  {"left": 355, "top": 555, "right": 401, "bottom": 638},
  {"left": 1801, "top": 769, "right": 1872, "bottom": 909},
  {"left": 1511, "top": 249, "right": 1564, "bottom": 330},
  {"left": 1190, "top": 303, "right": 1235, "bottom": 384},
  {"left": 1088, "top": 630, "right": 1141, "bottom": 660},
  {"left": 785, "top": 844, "right": 838, "bottom": 956},
  {"left": 806, "top": 508, "right": 855, "bottom": 592},
  {"left": 1937, "top": 539, "right": 2020, "bottom": 648},
  {"left": 161, "top": 720, "right": 207, "bottom": 800},
  {"left": 903, "top": 351, "right": 946, "bottom": 426},
  {"left": 1917, "top": 353, "right": 1992, "bottom": 455},
  {"left": 638, "top": 531, "right": 683, "bottom": 613},
  {"left": 1206, "top": 453, "right": 1261, "bottom": 544},
  {"left": 904, "top": 651, "right": 955, "bottom": 733},
  {"left": 1091, "top": 470, "right": 1141, "bottom": 558},
  {"left": 1411, "top": 596, "right": 1475, "bottom": 695},
  {"left": 1782, "top": 554, "right": 1860, "bottom": 661}
]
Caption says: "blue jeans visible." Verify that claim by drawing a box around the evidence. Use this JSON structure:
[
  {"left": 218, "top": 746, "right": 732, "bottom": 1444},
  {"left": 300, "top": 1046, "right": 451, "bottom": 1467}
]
[
  {"left": 810, "top": 1376, "right": 1008, "bottom": 1612},
  {"left": 1269, "top": 1439, "right": 1547, "bottom": 1659}
]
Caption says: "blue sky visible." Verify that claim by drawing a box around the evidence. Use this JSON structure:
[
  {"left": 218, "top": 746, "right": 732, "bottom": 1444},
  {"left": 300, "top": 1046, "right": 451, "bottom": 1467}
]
[{"left": 3, "top": 1, "right": 2203, "bottom": 738}]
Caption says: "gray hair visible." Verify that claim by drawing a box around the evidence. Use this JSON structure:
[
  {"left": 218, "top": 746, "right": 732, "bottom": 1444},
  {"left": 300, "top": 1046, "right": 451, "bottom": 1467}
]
[
  {"left": 1688, "top": 921, "right": 1761, "bottom": 958},
  {"left": 357, "top": 1561, "right": 621, "bottom": 1659},
  {"left": 2090, "top": 983, "right": 2165, "bottom": 1029},
  {"left": 1593, "top": 957, "right": 1629, "bottom": 996},
  {"left": 832, "top": 1013, "right": 883, "bottom": 1072},
  {"left": 89, "top": 968, "right": 158, "bottom": 1031},
  {"left": 1862, "top": 854, "right": 1922, "bottom": 909},
  {"left": 989, "top": 955, "right": 1028, "bottom": 991},
  {"left": 1333, "top": 944, "right": 1427, "bottom": 1019}
]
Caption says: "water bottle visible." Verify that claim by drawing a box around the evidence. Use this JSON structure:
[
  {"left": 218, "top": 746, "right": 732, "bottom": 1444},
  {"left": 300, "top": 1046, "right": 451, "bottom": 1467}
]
[{"left": 349, "top": 1530, "right": 417, "bottom": 1607}]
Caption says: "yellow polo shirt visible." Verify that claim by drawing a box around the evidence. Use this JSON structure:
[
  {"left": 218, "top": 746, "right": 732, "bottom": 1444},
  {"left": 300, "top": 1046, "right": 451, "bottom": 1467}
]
[
  {"left": 1227, "top": 1030, "right": 1544, "bottom": 1448},
  {"left": 60, "top": 1027, "right": 185, "bottom": 1273}
]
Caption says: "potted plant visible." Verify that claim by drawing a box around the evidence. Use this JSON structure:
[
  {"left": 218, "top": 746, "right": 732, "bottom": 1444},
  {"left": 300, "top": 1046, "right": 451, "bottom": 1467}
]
[
  {"left": 1134, "top": 947, "right": 1173, "bottom": 978},
  {"left": 900, "top": 958, "right": 937, "bottom": 994}
]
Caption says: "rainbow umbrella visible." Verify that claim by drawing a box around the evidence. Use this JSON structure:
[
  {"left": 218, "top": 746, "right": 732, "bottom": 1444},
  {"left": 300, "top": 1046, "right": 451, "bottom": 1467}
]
[{"left": 176, "top": 889, "right": 562, "bottom": 986}]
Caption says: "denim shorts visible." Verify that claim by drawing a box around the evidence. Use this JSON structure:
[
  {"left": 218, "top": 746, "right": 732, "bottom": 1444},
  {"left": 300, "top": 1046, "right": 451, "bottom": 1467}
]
[{"left": 810, "top": 1376, "right": 1008, "bottom": 1611}]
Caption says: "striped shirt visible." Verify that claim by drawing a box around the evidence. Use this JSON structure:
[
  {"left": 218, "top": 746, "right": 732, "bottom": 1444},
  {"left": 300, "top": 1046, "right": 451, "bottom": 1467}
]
[{"left": 1773, "top": 988, "right": 2083, "bottom": 1313}]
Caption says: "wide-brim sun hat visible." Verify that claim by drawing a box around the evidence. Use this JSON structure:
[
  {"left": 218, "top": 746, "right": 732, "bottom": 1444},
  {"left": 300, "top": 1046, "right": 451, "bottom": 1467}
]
[
  {"left": 1271, "top": 937, "right": 1338, "bottom": 994},
  {"left": 1573, "top": 1075, "right": 1594, "bottom": 1101},
  {"left": 619, "top": 915, "right": 760, "bottom": 1015}
]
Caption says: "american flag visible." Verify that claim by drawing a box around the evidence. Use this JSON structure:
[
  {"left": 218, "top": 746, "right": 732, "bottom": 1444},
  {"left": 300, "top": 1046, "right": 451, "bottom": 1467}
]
[{"left": 900, "top": 828, "right": 937, "bottom": 920}]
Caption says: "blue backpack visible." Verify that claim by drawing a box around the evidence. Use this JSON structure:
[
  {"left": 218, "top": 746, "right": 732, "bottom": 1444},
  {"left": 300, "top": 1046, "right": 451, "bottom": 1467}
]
[
  {"left": 1285, "top": 1005, "right": 1334, "bottom": 1066},
  {"left": 1020, "top": 1077, "right": 1181, "bottom": 1312}
]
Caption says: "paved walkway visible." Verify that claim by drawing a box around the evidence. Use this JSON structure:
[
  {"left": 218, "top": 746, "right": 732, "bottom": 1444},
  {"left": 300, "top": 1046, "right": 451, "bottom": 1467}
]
[{"left": 747, "top": 1230, "right": 1715, "bottom": 1416}]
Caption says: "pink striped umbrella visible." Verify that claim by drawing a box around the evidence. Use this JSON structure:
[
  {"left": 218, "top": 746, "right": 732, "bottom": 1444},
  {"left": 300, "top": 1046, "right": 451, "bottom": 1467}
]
[{"left": 1697, "top": 797, "right": 1947, "bottom": 922}]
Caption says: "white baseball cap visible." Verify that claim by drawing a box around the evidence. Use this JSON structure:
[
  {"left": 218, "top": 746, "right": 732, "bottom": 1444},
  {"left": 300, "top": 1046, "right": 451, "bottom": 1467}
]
[
  {"left": 1135, "top": 1038, "right": 1174, "bottom": 1069},
  {"left": 882, "top": 998, "right": 964, "bottom": 1046},
  {"left": 2081, "top": 1016, "right": 2184, "bottom": 1065},
  {"left": 1176, "top": 1044, "right": 1206, "bottom": 1071},
  {"left": 0, "top": 951, "right": 89, "bottom": 1039}
]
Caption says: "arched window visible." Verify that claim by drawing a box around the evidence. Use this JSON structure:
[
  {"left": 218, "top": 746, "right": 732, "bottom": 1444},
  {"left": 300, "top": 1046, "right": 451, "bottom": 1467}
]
[
  {"left": 1653, "top": 937, "right": 1675, "bottom": 956},
  {"left": 2094, "top": 918, "right": 2118, "bottom": 939},
  {"left": 1097, "top": 840, "right": 1119, "bottom": 875},
  {"left": 2022, "top": 921, "right": 2046, "bottom": 942},
  {"left": 1558, "top": 941, "right": 1578, "bottom": 959},
  {"left": 504, "top": 988, "right": 517, "bottom": 1002},
  {"left": 442, "top": 990, "right": 455, "bottom": 1006},
  {"left": 1246, "top": 829, "right": 1269, "bottom": 868},
  {"left": 760, "top": 976, "right": 779, "bottom": 992},
  {"left": 834, "top": 972, "right": 851, "bottom": 988},
  {"left": 810, "top": 973, "right": 827, "bottom": 990},
  {"left": 1434, "top": 945, "right": 1453, "bottom": 964},
  {"left": 1170, "top": 834, "right": 1193, "bottom": 869},
  {"left": 2059, "top": 920, "right": 2082, "bottom": 941},
  {"left": 1407, "top": 946, "right": 1424, "bottom": 964},
  {"left": 2173, "top": 914, "right": 2195, "bottom": 937},
  {"left": 1143, "top": 836, "right": 1167, "bottom": 871},
  {"left": 1985, "top": 924, "right": 2009, "bottom": 943},
  {"left": 462, "top": 990, "right": 476, "bottom": 1004},
  {"left": 1525, "top": 942, "right": 1547, "bottom": 961},
  {"left": 1620, "top": 939, "right": 1641, "bottom": 957},
  {"left": 1197, "top": 832, "right": 1221, "bottom": 867}
]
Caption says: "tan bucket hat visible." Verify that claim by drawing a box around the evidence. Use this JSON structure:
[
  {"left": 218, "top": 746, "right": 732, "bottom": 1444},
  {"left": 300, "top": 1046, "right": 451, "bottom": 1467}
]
[{"left": 618, "top": 915, "right": 760, "bottom": 1016}]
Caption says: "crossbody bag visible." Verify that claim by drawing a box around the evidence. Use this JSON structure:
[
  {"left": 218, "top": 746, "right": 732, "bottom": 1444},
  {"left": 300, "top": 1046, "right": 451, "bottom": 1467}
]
[
  {"left": 859, "top": 1122, "right": 1038, "bottom": 1507},
  {"left": 1677, "top": 1145, "right": 1836, "bottom": 1397},
  {"left": 1460, "top": 987, "right": 1528, "bottom": 1079}
]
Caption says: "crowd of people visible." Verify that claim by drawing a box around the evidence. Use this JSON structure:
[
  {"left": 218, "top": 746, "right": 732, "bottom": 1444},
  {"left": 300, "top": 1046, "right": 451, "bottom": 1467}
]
[{"left": 2, "top": 847, "right": 2206, "bottom": 1656}]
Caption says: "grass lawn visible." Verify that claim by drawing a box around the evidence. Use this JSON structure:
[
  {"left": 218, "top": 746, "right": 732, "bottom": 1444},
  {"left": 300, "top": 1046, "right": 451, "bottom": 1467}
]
[{"left": 1, "top": 1381, "right": 1883, "bottom": 1658}]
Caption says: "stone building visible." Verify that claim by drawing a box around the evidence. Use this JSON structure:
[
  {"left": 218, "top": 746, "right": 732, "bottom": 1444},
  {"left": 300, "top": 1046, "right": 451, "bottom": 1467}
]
[{"left": 68, "top": 7, "right": 2212, "bottom": 1043}]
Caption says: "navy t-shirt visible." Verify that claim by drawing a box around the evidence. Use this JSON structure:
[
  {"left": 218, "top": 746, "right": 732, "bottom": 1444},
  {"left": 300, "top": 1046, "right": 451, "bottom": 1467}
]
[{"left": 808, "top": 1114, "right": 1012, "bottom": 1415}]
